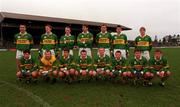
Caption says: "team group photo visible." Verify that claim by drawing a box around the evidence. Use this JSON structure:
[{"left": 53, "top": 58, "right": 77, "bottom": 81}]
[
  {"left": 0, "top": 0, "right": 179, "bottom": 107},
  {"left": 15, "top": 24, "right": 171, "bottom": 87}
]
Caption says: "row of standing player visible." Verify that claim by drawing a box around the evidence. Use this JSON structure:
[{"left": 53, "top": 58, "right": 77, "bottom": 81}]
[{"left": 15, "top": 24, "right": 151, "bottom": 69}]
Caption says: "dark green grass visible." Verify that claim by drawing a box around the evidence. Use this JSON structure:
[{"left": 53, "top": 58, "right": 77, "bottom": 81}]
[{"left": 0, "top": 48, "right": 180, "bottom": 107}]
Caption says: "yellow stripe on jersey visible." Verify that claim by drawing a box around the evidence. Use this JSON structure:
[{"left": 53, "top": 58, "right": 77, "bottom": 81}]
[
  {"left": 16, "top": 39, "right": 30, "bottom": 44},
  {"left": 42, "top": 39, "right": 56, "bottom": 45},
  {"left": 137, "top": 41, "right": 150, "bottom": 46},
  {"left": 80, "top": 38, "right": 89, "bottom": 43},
  {"left": 99, "top": 38, "right": 110, "bottom": 43},
  {"left": 113, "top": 39, "right": 125, "bottom": 44}
]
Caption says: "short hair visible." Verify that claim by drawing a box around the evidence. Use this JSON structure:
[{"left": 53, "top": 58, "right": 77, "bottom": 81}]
[
  {"left": 134, "top": 49, "right": 141, "bottom": 53},
  {"left": 63, "top": 48, "right": 70, "bottom": 53},
  {"left": 139, "top": 27, "right": 146, "bottom": 31},
  {"left": 155, "top": 49, "right": 162, "bottom": 53},
  {"left": 65, "top": 26, "right": 71, "bottom": 29},
  {"left": 45, "top": 50, "right": 51, "bottom": 54},
  {"left": 98, "top": 48, "right": 105, "bottom": 51},
  {"left": 115, "top": 51, "right": 121, "bottom": 54},
  {"left": 45, "top": 24, "right": 52, "bottom": 29},
  {"left": 81, "top": 50, "right": 87, "bottom": 53},
  {"left": 82, "top": 24, "right": 88, "bottom": 28},
  {"left": 20, "top": 24, "right": 26, "bottom": 27},
  {"left": 101, "top": 24, "right": 107, "bottom": 27},
  {"left": 117, "top": 25, "right": 122, "bottom": 28},
  {"left": 23, "top": 50, "right": 30, "bottom": 54}
]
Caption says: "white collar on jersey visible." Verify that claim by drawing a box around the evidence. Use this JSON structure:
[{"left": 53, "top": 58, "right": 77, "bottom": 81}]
[
  {"left": 116, "top": 32, "right": 122, "bottom": 36},
  {"left": 100, "top": 31, "right": 108, "bottom": 34},
  {"left": 65, "top": 34, "right": 71, "bottom": 36},
  {"left": 82, "top": 31, "right": 89, "bottom": 34},
  {"left": 19, "top": 32, "right": 27, "bottom": 36},
  {"left": 80, "top": 55, "right": 87, "bottom": 60},
  {"left": 24, "top": 55, "right": 31, "bottom": 60},
  {"left": 45, "top": 32, "right": 52, "bottom": 36},
  {"left": 98, "top": 53, "right": 106, "bottom": 58},
  {"left": 140, "top": 34, "right": 147, "bottom": 38},
  {"left": 115, "top": 57, "right": 122, "bottom": 60},
  {"left": 134, "top": 56, "right": 142, "bottom": 60},
  {"left": 154, "top": 56, "right": 162, "bottom": 61},
  {"left": 63, "top": 55, "right": 70, "bottom": 60}
]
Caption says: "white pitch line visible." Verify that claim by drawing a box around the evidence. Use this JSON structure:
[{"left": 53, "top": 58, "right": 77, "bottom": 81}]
[{"left": 0, "top": 81, "right": 52, "bottom": 107}]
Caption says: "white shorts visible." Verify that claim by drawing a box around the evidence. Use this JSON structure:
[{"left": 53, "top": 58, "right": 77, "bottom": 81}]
[
  {"left": 113, "top": 49, "right": 127, "bottom": 59},
  {"left": 42, "top": 49, "right": 55, "bottom": 56},
  {"left": 78, "top": 48, "right": 92, "bottom": 57},
  {"left": 16, "top": 50, "right": 24, "bottom": 59},
  {"left": 141, "top": 51, "right": 150, "bottom": 61}
]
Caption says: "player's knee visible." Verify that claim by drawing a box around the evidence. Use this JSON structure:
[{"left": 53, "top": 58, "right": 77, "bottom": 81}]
[
  {"left": 59, "top": 71, "right": 65, "bottom": 78},
  {"left": 92, "top": 71, "right": 97, "bottom": 76},
  {"left": 109, "top": 72, "right": 113, "bottom": 77},
  {"left": 89, "top": 70, "right": 93, "bottom": 76},
  {"left": 53, "top": 70, "right": 58, "bottom": 77},
  {"left": 75, "top": 70, "right": 79, "bottom": 76},
  {"left": 122, "top": 72, "right": 127, "bottom": 77},
  {"left": 16, "top": 71, "right": 22, "bottom": 78},
  {"left": 151, "top": 73, "right": 154, "bottom": 77},
  {"left": 31, "top": 71, "right": 38, "bottom": 78},
  {"left": 127, "top": 72, "right": 133, "bottom": 78},
  {"left": 106, "top": 70, "right": 110, "bottom": 75},
  {"left": 65, "top": 70, "right": 69, "bottom": 75},
  {"left": 166, "top": 71, "right": 171, "bottom": 76},
  {"left": 144, "top": 72, "right": 151, "bottom": 78},
  {"left": 38, "top": 70, "right": 43, "bottom": 76},
  {"left": 81, "top": 70, "right": 87, "bottom": 76},
  {"left": 69, "top": 69, "right": 75, "bottom": 75},
  {"left": 159, "top": 71, "right": 165, "bottom": 77}
]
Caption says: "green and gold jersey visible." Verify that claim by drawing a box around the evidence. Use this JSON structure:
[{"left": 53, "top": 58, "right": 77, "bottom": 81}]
[
  {"left": 19, "top": 56, "right": 36, "bottom": 72},
  {"left": 77, "top": 32, "right": 93, "bottom": 48},
  {"left": 40, "top": 32, "right": 58, "bottom": 50},
  {"left": 76, "top": 56, "right": 92, "bottom": 70},
  {"left": 14, "top": 32, "right": 33, "bottom": 51},
  {"left": 149, "top": 56, "right": 169, "bottom": 72},
  {"left": 94, "top": 54, "right": 111, "bottom": 69},
  {"left": 59, "top": 55, "right": 74, "bottom": 68},
  {"left": 129, "top": 56, "right": 147, "bottom": 72},
  {"left": 135, "top": 35, "right": 152, "bottom": 51},
  {"left": 96, "top": 32, "right": 112, "bottom": 48},
  {"left": 59, "top": 35, "right": 75, "bottom": 49},
  {"left": 112, "top": 57, "right": 126, "bottom": 71},
  {"left": 111, "top": 33, "right": 129, "bottom": 50}
]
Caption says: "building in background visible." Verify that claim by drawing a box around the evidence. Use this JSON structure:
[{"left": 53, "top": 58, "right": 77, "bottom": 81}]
[{"left": 0, "top": 12, "right": 131, "bottom": 49}]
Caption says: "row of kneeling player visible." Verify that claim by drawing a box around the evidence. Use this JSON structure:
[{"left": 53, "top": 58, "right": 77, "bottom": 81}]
[{"left": 16, "top": 48, "right": 171, "bottom": 86}]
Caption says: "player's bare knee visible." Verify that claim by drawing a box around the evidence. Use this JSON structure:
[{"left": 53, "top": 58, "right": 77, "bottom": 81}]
[{"left": 16, "top": 71, "right": 22, "bottom": 78}]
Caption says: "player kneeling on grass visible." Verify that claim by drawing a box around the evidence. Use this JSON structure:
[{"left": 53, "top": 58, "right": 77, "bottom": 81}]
[
  {"left": 130, "top": 50, "right": 153, "bottom": 86},
  {"left": 59, "top": 48, "right": 77, "bottom": 83},
  {"left": 38, "top": 50, "right": 58, "bottom": 84},
  {"left": 149, "top": 49, "right": 171, "bottom": 87},
  {"left": 76, "top": 50, "right": 94, "bottom": 81},
  {"left": 94, "top": 48, "right": 111, "bottom": 80},
  {"left": 16, "top": 50, "right": 38, "bottom": 84},
  {"left": 112, "top": 51, "right": 127, "bottom": 82}
]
